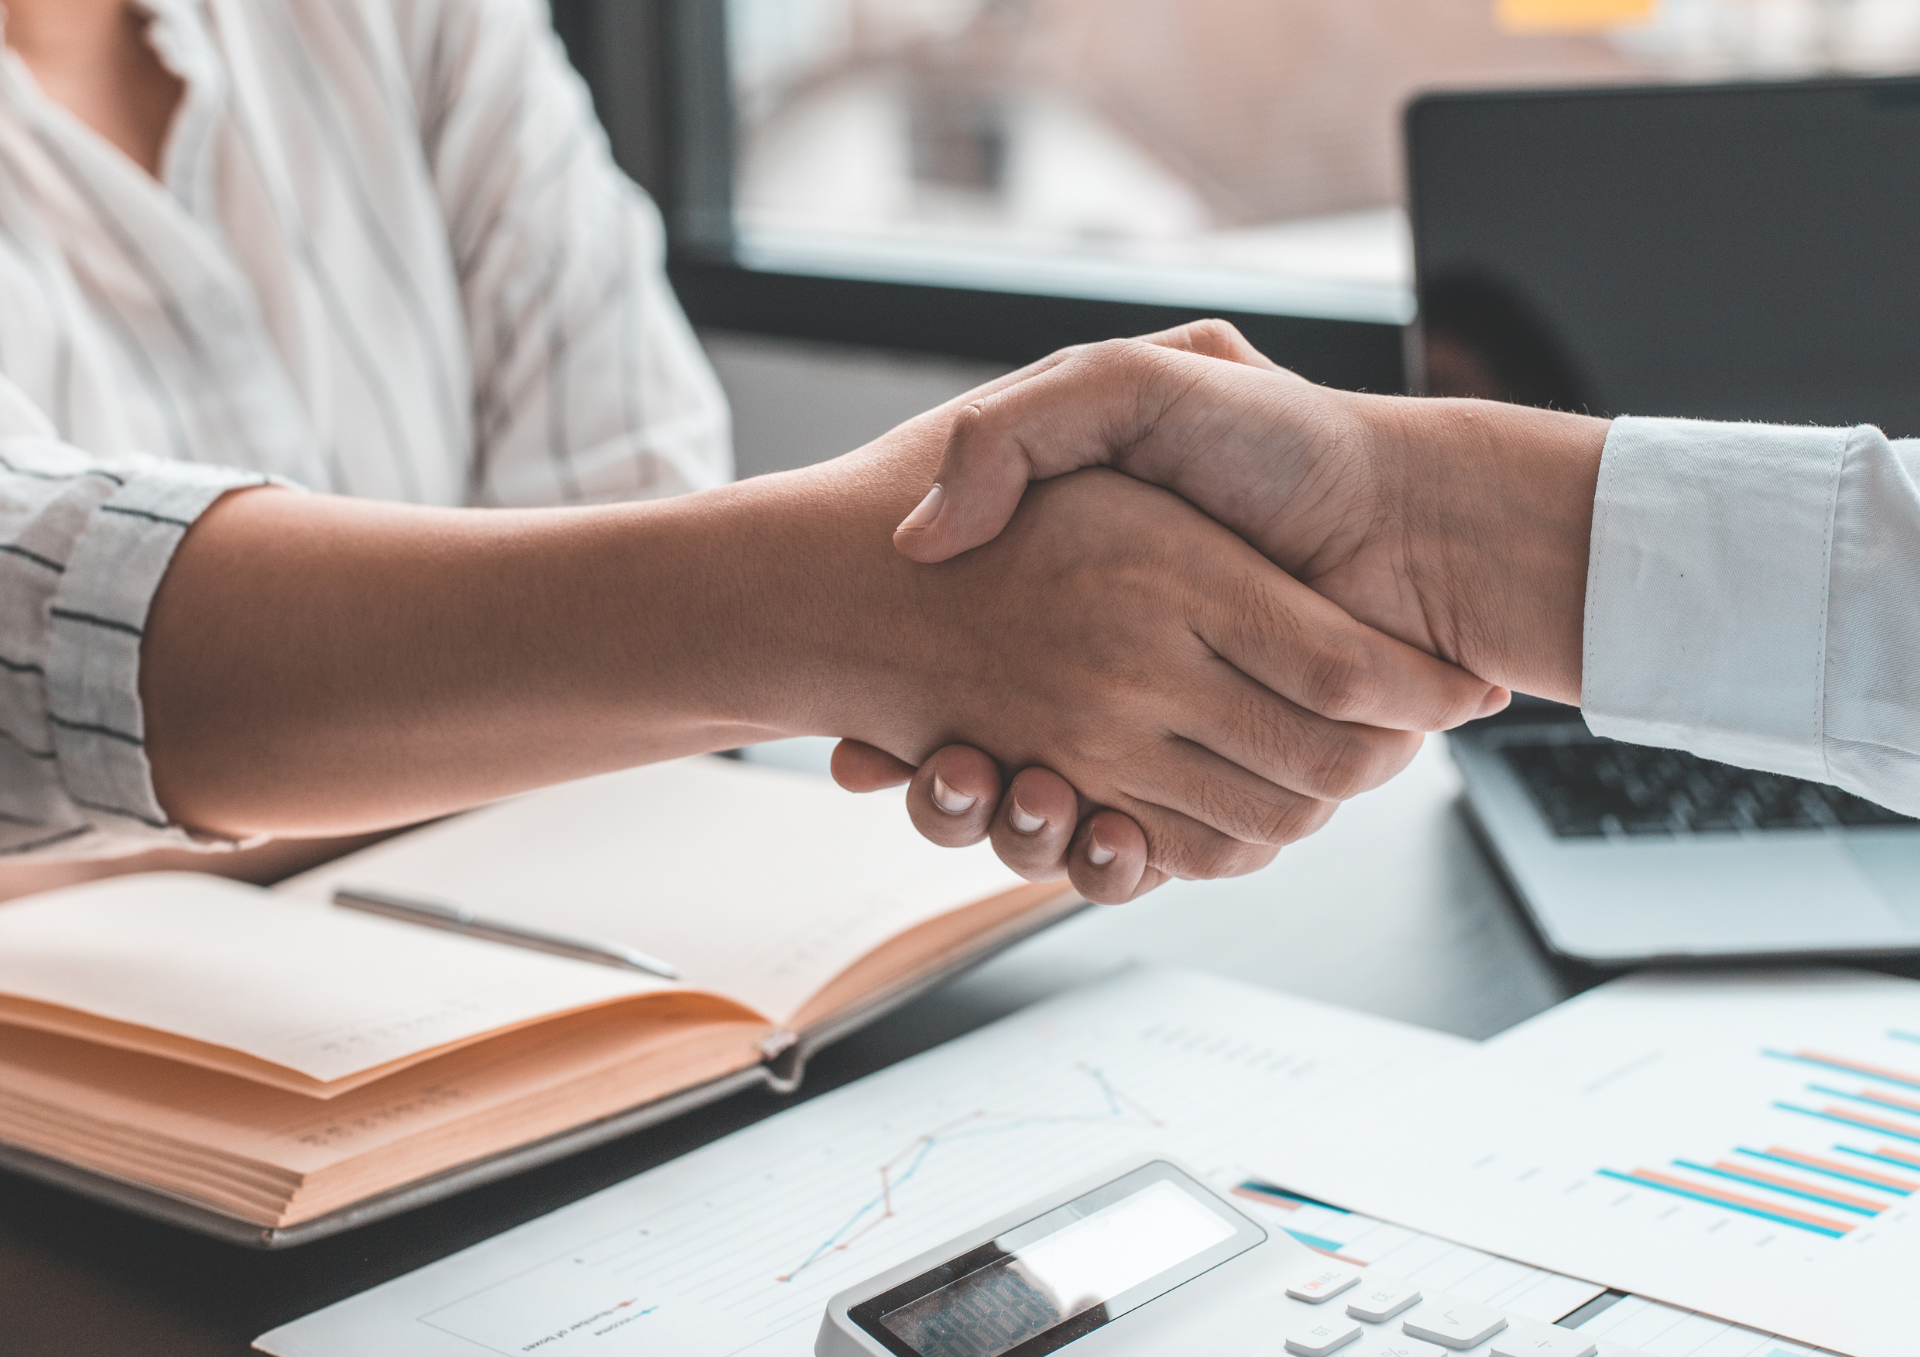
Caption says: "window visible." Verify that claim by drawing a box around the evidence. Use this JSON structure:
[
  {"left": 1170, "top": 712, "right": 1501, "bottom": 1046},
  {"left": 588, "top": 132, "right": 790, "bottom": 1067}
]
[{"left": 721, "top": 0, "right": 1920, "bottom": 329}]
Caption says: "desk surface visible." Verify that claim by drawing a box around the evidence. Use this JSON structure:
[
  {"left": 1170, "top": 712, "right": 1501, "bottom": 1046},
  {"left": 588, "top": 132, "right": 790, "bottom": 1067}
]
[{"left": 0, "top": 739, "right": 1579, "bottom": 1356}]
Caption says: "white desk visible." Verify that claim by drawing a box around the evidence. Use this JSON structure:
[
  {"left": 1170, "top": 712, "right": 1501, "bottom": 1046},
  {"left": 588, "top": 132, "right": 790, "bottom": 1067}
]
[{"left": 749, "top": 733, "right": 1577, "bottom": 1049}]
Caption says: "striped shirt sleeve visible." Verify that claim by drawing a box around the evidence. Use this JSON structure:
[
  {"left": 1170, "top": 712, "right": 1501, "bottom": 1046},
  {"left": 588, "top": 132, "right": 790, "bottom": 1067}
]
[
  {"left": 0, "top": 375, "right": 271, "bottom": 857},
  {"left": 399, "top": 0, "right": 732, "bottom": 508}
]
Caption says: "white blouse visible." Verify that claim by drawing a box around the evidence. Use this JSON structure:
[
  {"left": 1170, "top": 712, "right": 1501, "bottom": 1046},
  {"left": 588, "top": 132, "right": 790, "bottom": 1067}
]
[{"left": 0, "top": 0, "right": 730, "bottom": 857}]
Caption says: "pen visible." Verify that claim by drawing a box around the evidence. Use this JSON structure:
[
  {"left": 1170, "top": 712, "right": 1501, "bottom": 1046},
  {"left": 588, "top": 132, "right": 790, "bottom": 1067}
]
[{"left": 332, "top": 887, "right": 681, "bottom": 980}]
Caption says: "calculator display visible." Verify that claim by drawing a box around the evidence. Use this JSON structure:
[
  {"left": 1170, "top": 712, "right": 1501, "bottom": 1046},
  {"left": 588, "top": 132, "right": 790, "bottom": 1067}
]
[{"left": 848, "top": 1162, "right": 1261, "bottom": 1357}]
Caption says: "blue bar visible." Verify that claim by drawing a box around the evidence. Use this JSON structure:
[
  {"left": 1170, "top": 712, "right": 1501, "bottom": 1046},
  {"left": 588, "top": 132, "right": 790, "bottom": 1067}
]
[
  {"left": 1282, "top": 1228, "right": 1351, "bottom": 1255},
  {"left": 1236, "top": 1181, "right": 1344, "bottom": 1212},
  {"left": 1775, "top": 1102, "right": 1920, "bottom": 1145},
  {"left": 1763, "top": 1049, "right": 1920, "bottom": 1091},
  {"left": 1892, "top": 1031, "right": 1920, "bottom": 1046},
  {"left": 1595, "top": 1170, "right": 1849, "bottom": 1238},
  {"left": 1807, "top": 1084, "right": 1920, "bottom": 1121},
  {"left": 1673, "top": 1160, "right": 1878, "bottom": 1216},
  {"left": 1736, "top": 1148, "right": 1912, "bottom": 1194},
  {"left": 1835, "top": 1145, "right": 1920, "bottom": 1174}
]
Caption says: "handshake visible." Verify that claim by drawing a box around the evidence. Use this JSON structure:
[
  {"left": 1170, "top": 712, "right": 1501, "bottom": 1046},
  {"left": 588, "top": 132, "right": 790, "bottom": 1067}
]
[{"left": 820, "top": 321, "right": 1609, "bottom": 904}]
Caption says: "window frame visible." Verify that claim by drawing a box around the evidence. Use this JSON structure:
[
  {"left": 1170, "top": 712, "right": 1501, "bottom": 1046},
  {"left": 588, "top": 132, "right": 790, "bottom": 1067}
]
[{"left": 550, "top": 0, "right": 1407, "bottom": 390}]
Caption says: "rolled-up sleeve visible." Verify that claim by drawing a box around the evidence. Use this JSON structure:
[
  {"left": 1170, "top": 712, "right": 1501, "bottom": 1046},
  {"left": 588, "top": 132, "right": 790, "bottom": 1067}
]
[
  {"left": 0, "top": 378, "right": 271, "bottom": 857},
  {"left": 1583, "top": 414, "right": 1920, "bottom": 813}
]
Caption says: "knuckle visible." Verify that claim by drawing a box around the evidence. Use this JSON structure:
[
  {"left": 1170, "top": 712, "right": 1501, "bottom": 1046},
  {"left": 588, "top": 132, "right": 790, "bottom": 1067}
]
[
  {"left": 1253, "top": 791, "right": 1331, "bottom": 846},
  {"left": 1302, "top": 727, "right": 1382, "bottom": 802},
  {"left": 1213, "top": 835, "right": 1279, "bottom": 877},
  {"left": 1150, "top": 823, "right": 1262, "bottom": 879},
  {"left": 1182, "top": 317, "right": 1244, "bottom": 356},
  {"left": 1084, "top": 336, "right": 1162, "bottom": 377},
  {"left": 1298, "top": 636, "right": 1381, "bottom": 723}
]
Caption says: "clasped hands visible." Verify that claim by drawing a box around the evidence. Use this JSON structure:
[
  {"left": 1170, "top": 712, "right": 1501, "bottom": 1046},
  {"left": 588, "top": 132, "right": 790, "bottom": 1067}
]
[{"left": 825, "top": 320, "right": 1605, "bottom": 904}]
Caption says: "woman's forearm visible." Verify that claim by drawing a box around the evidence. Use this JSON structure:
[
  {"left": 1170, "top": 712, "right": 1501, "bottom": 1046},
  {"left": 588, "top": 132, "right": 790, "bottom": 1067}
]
[{"left": 142, "top": 437, "right": 934, "bottom": 837}]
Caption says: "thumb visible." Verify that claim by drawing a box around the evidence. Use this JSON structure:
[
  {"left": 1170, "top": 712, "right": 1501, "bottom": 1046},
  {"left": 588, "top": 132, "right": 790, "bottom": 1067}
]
[{"left": 892, "top": 340, "right": 1172, "bottom": 562}]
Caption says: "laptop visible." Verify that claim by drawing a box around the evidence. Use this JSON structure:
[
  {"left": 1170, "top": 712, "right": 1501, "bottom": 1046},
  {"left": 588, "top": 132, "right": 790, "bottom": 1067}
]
[{"left": 1406, "top": 76, "right": 1920, "bottom": 965}]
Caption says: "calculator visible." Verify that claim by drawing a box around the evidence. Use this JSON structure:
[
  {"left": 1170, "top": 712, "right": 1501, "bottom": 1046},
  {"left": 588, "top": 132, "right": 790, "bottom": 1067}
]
[{"left": 816, "top": 1156, "right": 1650, "bottom": 1357}]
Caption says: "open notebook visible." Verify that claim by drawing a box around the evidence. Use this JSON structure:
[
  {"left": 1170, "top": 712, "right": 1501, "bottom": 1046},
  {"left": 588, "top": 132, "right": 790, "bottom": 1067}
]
[{"left": 0, "top": 757, "right": 1078, "bottom": 1247}]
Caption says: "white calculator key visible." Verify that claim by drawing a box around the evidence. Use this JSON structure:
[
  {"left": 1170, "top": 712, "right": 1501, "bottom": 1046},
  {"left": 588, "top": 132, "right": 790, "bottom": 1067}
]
[
  {"left": 1401, "top": 1295, "right": 1509, "bottom": 1350},
  {"left": 1344, "top": 1275, "right": 1421, "bottom": 1323},
  {"left": 1348, "top": 1339, "right": 1449, "bottom": 1357},
  {"left": 1285, "top": 1315, "right": 1364, "bottom": 1356},
  {"left": 1490, "top": 1323, "right": 1597, "bottom": 1357},
  {"left": 1286, "top": 1263, "right": 1362, "bottom": 1303}
]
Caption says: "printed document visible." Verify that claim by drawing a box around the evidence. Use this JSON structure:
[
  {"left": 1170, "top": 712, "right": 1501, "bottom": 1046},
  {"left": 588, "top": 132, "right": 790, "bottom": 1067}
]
[{"left": 258, "top": 969, "right": 1814, "bottom": 1357}]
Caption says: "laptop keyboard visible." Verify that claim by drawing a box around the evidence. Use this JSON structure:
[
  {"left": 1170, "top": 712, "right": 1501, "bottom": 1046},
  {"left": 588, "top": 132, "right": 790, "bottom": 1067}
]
[{"left": 1499, "top": 735, "right": 1915, "bottom": 838}]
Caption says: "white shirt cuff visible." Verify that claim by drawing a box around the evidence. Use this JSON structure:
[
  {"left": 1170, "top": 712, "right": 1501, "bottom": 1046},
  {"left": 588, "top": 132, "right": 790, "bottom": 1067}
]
[{"left": 1582, "top": 415, "right": 1850, "bottom": 779}]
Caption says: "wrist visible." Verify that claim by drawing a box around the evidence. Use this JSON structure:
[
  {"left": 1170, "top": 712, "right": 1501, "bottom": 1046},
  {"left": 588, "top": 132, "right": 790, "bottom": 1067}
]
[
  {"left": 654, "top": 422, "right": 960, "bottom": 749},
  {"left": 1347, "top": 392, "right": 1606, "bottom": 703}
]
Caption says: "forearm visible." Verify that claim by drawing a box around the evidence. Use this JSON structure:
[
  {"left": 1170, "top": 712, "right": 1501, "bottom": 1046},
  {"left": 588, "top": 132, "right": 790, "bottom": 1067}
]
[{"left": 143, "top": 442, "right": 935, "bottom": 837}]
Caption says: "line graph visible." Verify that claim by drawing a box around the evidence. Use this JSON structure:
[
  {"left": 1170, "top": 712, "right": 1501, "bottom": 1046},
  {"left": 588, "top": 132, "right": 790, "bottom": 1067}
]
[
  {"left": 382, "top": 971, "right": 1468, "bottom": 1356},
  {"left": 775, "top": 1064, "right": 1162, "bottom": 1282}
]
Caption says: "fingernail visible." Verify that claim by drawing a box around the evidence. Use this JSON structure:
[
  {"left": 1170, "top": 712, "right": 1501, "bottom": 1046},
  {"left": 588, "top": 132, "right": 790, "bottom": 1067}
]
[
  {"left": 1009, "top": 799, "right": 1046, "bottom": 834},
  {"left": 896, "top": 483, "right": 945, "bottom": 533},
  {"left": 1087, "top": 837, "right": 1117, "bottom": 866},
  {"left": 1476, "top": 686, "right": 1513, "bottom": 719},
  {"left": 931, "top": 773, "right": 976, "bottom": 816}
]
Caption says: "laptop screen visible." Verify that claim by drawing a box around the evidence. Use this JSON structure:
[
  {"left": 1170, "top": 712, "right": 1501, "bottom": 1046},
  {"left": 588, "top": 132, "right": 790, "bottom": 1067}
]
[{"left": 1406, "top": 78, "right": 1920, "bottom": 437}]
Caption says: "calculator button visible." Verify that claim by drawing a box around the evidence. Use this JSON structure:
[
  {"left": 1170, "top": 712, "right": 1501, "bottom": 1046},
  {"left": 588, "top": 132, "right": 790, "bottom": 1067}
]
[
  {"left": 1490, "top": 1323, "right": 1597, "bottom": 1357},
  {"left": 1350, "top": 1340, "right": 1448, "bottom": 1357},
  {"left": 1285, "top": 1316, "right": 1364, "bottom": 1356},
  {"left": 1285, "top": 1263, "right": 1362, "bottom": 1303},
  {"left": 1344, "top": 1275, "right": 1421, "bottom": 1323},
  {"left": 1401, "top": 1295, "right": 1509, "bottom": 1350}
]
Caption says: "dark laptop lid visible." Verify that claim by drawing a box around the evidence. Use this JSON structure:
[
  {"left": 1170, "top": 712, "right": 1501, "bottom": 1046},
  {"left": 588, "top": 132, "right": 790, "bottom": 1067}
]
[{"left": 1406, "top": 77, "right": 1920, "bottom": 437}]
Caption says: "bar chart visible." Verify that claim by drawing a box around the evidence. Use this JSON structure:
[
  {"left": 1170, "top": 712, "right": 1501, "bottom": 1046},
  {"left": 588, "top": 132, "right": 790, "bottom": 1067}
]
[
  {"left": 1597, "top": 1035, "right": 1920, "bottom": 1238},
  {"left": 1260, "top": 971, "right": 1920, "bottom": 1357}
]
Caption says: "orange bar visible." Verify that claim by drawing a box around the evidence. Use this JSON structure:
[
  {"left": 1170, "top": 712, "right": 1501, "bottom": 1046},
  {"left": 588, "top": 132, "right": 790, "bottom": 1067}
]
[
  {"left": 1230, "top": 1186, "right": 1298, "bottom": 1211},
  {"left": 1631, "top": 1170, "right": 1853, "bottom": 1233},
  {"left": 1823, "top": 1106, "right": 1920, "bottom": 1138},
  {"left": 1712, "top": 1161, "right": 1884, "bottom": 1211},
  {"left": 1857, "top": 1087, "right": 1920, "bottom": 1115},
  {"left": 1872, "top": 1145, "right": 1920, "bottom": 1170},
  {"left": 1799, "top": 1049, "right": 1920, "bottom": 1089},
  {"left": 1767, "top": 1147, "right": 1918, "bottom": 1191}
]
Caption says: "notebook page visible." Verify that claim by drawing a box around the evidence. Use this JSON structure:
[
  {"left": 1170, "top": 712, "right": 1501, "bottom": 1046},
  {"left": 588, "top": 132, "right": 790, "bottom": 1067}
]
[
  {"left": 278, "top": 757, "right": 1036, "bottom": 1026},
  {"left": 0, "top": 874, "right": 681, "bottom": 1088}
]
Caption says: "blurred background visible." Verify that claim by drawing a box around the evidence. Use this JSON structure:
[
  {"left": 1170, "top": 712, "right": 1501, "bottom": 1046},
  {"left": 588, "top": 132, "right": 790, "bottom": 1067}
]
[
  {"left": 726, "top": 0, "right": 1920, "bottom": 320},
  {"left": 553, "top": 0, "right": 1920, "bottom": 472}
]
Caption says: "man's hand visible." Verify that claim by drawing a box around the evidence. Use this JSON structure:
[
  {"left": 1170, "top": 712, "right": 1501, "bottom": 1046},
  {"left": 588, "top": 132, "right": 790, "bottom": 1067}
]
[
  {"left": 890, "top": 321, "right": 1607, "bottom": 697},
  {"left": 836, "top": 321, "right": 1609, "bottom": 898}
]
